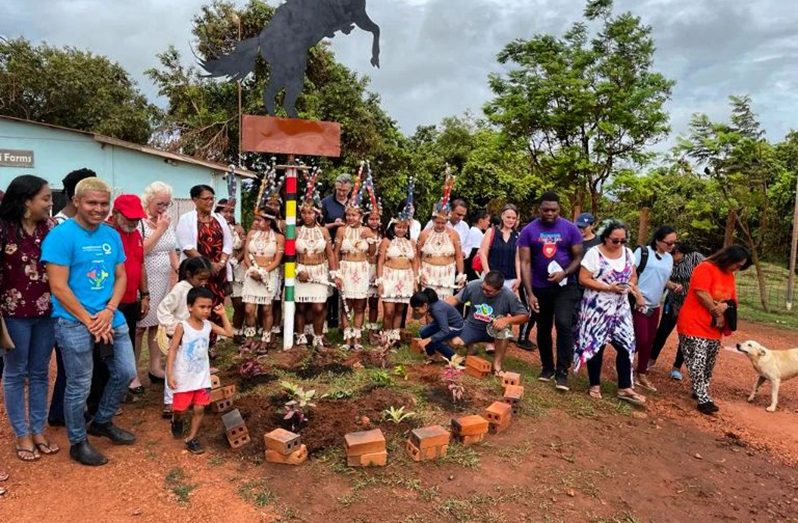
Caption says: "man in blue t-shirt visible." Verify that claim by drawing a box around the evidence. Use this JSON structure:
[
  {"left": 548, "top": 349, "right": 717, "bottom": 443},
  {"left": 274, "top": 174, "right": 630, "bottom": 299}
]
[
  {"left": 518, "top": 191, "right": 583, "bottom": 391},
  {"left": 321, "top": 173, "right": 352, "bottom": 329},
  {"left": 447, "top": 271, "right": 529, "bottom": 374},
  {"left": 42, "top": 177, "right": 137, "bottom": 466}
]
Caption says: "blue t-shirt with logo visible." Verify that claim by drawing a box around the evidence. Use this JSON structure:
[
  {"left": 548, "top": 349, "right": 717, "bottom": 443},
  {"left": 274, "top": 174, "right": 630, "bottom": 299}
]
[
  {"left": 41, "top": 220, "right": 126, "bottom": 328},
  {"left": 455, "top": 280, "right": 528, "bottom": 331}
]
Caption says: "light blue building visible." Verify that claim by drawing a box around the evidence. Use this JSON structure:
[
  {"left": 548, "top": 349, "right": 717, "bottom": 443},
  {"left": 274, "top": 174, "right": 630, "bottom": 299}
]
[{"left": 0, "top": 115, "right": 254, "bottom": 220}]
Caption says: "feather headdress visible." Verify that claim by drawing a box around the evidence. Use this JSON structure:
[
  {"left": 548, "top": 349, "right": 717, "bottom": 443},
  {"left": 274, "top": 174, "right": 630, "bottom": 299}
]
[
  {"left": 254, "top": 157, "right": 283, "bottom": 218},
  {"left": 432, "top": 163, "right": 456, "bottom": 218},
  {"left": 398, "top": 176, "right": 415, "bottom": 222},
  {"left": 361, "top": 161, "right": 382, "bottom": 217},
  {"left": 299, "top": 166, "right": 323, "bottom": 212},
  {"left": 345, "top": 161, "right": 366, "bottom": 212}
]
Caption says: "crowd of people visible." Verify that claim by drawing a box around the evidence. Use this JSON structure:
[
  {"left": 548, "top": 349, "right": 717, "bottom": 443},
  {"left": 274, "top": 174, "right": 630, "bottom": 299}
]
[{"left": 0, "top": 166, "right": 752, "bottom": 493}]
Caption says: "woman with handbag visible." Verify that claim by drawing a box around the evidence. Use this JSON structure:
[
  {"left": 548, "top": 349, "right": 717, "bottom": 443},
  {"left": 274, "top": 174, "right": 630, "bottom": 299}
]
[
  {"left": 677, "top": 245, "right": 751, "bottom": 415},
  {"left": 0, "top": 175, "right": 58, "bottom": 464}
]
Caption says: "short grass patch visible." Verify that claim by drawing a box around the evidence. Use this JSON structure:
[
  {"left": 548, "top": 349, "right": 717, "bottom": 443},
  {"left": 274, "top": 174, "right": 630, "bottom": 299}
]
[
  {"left": 165, "top": 467, "right": 196, "bottom": 505},
  {"left": 238, "top": 478, "right": 277, "bottom": 507}
]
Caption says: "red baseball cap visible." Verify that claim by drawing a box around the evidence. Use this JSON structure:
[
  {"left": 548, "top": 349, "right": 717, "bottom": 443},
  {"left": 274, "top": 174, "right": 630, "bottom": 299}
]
[{"left": 113, "top": 194, "right": 146, "bottom": 220}]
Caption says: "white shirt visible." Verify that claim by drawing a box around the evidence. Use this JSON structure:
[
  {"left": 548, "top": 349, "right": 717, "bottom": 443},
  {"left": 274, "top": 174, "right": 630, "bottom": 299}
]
[
  {"left": 424, "top": 219, "right": 469, "bottom": 246},
  {"left": 582, "top": 246, "right": 634, "bottom": 275},
  {"left": 409, "top": 220, "right": 422, "bottom": 242},
  {"left": 172, "top": 319, "right": 212, "bottom": 392},
  {"left": 463, "top": 226, "right": 484, "bottom": 254},
  {"left": 157, "top": 280, "right": 193, "bottom": 336}
]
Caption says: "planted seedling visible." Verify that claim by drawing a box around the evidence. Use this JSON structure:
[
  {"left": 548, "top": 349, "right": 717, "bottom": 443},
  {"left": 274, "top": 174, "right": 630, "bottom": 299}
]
[
  {"left": 382, "top": 406, "right": 415, "bottom": 424},
  {"left": 442, "top": 354, "right": 466, "bottom": 404},
  {"left": 393, "top": 364, "right": 408, "bottom": 380},
  {"left": 368, "top": 368, "right": 393, "bottom": 387},
  {"left": 280, "top": 381, "right": 316, "bottom": 432},
  {"left": 239, "top": 358, "right": 266, "bottom": 379}
]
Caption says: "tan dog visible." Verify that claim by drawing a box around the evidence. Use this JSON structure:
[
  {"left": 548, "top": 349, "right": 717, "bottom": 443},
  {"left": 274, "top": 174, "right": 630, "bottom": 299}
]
[{"left": 736, "top": 340, "right": 798, "bottom": 412}]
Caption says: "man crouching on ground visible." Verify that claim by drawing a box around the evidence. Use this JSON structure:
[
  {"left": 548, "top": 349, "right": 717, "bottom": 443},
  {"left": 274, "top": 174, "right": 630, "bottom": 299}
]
[
  {"left": 446, "top": 270, "right": 529, "bottom": 374},
  {"left": 42, "top": 177, "right": 137, "bottom": 466}
]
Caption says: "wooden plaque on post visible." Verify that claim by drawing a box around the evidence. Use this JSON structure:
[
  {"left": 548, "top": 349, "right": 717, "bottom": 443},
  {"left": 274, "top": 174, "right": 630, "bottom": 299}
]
[{"left": 242, "top": 115, "right": 341, "bottom": 157}]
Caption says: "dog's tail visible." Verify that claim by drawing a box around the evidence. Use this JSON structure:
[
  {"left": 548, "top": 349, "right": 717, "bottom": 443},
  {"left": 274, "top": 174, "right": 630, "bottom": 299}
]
[{"left": 199, "top": 36, "right": 260, "bottom": 81}]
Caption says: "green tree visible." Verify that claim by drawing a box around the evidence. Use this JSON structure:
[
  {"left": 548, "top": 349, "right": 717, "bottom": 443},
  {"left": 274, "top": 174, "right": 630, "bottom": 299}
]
[
  {"left": 0, "top": 37, "right": 157, "bottom": 144},
  {"left": 484, "top": 0, "right": 673, "bottom": 214},
  {"left": 677, "top": 95, "right": 784, "bottom": 311}
]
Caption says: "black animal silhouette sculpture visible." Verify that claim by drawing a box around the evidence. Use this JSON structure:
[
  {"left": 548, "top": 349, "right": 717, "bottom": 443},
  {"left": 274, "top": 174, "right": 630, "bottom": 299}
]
[{"left": 200, "top": 0, "right": 380, "bottom": 118}]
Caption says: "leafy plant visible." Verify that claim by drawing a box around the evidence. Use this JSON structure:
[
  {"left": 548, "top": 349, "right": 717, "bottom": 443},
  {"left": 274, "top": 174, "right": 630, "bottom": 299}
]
[
  {"left": 321, "top": 389, "right": 354, "bottom": 400},
  {"left": 239, "top": 358, "right": 266, "bottom": 379},
  {"left": 382, "top": 406, "right": 416, "bottom": 424},
  {"left": 280, "top": 381, "right": 316, "bottom": 431},
  {"left": 368, "top": 369, "right": 393, "bottom": 387},
  {"left": 442, "top": 354, "right": 466, "bottom": 404},
  {"left": 393, "top": 364, "right": 408, "bottom": 380}
]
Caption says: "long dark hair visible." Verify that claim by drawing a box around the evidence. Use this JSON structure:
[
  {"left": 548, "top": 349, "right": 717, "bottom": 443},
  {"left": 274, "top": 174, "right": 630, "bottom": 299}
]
[
  {"left": 385, "top": 220, "right": 410, "bottom": 241},
  {"left": 0, "top": 175, "right": 49, "bottom": 223},
  {"left": 178, "top": 256, "right": 213, "bottom": 282},
  {"left": 410, "top": 288, "right": 439, "bottom": 308},
  {"left": 673, "top": 241, "right": 695, "bottom": 256},
  {"left": 599, "top": 220, "right": 629, "bottom": 243},
  {"left": 707, "top": 245, "right": 752, "bottom": 272},
  {"left": 649, "top": 225, "right": 676, "bottom": 249}
]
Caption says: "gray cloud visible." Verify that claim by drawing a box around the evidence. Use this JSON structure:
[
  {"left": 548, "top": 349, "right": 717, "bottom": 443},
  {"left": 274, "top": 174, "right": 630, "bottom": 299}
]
[{"left": 3, "top": 0, "right": 797, "bottom": 147}]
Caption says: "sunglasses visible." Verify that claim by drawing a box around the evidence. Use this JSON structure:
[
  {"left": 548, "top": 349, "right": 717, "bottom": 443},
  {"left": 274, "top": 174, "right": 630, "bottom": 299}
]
[
  {"left": 659, "top": 240, "right": 676, "bottom": 247},
  {"left": 609, "top": 238, "right": 628, "bottom": 245}
]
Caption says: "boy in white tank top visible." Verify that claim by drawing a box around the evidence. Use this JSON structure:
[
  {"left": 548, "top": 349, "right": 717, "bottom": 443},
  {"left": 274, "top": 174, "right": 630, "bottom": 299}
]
[{"left": 166, "top": 287, "right": 233, "bottom": 454}]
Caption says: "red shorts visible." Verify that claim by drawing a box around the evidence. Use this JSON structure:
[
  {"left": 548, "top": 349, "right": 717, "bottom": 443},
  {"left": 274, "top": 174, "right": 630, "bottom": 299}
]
[{"left": 172, "top": 389, "right": 211, "bottom": 412}]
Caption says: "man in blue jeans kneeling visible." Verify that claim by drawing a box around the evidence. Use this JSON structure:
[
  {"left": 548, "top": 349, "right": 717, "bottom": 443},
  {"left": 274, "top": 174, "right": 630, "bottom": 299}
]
[{"left": 42, "top": 177, "right": 137, "bottom": 466}]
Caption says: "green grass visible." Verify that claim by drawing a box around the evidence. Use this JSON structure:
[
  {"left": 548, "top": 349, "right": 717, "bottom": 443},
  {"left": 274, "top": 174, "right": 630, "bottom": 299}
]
[
  {"left": 165, "top": 467, "right": 196, "bottom": 505},
  {"left": 736, "top": 262, "right": 798, "bottom": 329},
  {"left": 238, "top": 479, "right": 277, "bottom": 507}
]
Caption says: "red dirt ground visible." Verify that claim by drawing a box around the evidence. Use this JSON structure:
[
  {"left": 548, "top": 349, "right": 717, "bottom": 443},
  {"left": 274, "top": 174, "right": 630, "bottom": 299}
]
[{"left": 1, "top": 319, "right": 797, "bottom": 522}]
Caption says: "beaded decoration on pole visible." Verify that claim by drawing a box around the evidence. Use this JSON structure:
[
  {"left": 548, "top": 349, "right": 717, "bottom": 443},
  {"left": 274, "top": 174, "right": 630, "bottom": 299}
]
[
  {"left": 432, "top": 163, "right": 456, "bottom": 218},
  {"left": 299, "top": 165, "right": 323, "bottom": 213},
  {"left": 345, "top": 160, "right": 366, "bottom": 212},
  {"left": 361, "top": 161, "right": 382, "bottom": 218}
]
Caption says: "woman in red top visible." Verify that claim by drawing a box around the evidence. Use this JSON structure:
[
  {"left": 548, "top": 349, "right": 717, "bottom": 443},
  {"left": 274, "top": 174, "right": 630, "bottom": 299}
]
[
  {"left": 677, "top": 245, "right": 751, "bottom": 415},
  {"left": 0, "top": 175, "right": 57, "bottom": 470}
]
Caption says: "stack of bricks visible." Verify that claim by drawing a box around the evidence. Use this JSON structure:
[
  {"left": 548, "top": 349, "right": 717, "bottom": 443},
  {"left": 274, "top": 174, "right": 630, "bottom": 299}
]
[
  {"left": 406, "top": 425, "right": 450, "bottom": 462},
  {"left": 464, "top": 356, "right": 491, "bottom": 378},
  {"left": 209, "top": 376, "right": 235, "bottom": 413},
  {"left": 221, "top": 409, "right": 251, "bottom": 449},
  {"left": 484, "top": 401, "right": 512, "bottom": 434},
  {"left": 264, "top": 428, "right": 308, "bottom": 465},
  {"left": 344, "top": 428, "right": 387, "bottom": 467},
  {"left": 450, "top": 415, "right": 489, "bottom": 446},
  {"left": 503, "top": 384, "right": 524, "bottom": 415}
]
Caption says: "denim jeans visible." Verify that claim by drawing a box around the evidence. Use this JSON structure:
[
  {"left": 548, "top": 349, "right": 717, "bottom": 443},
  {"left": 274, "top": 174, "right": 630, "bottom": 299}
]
[
  {"left": 2, "top": 317, "right": 55, "bottom": 437},
  {"left": 54, "top": 319, "right": 136, "bottom": 444},
  {"left": 47, "top": 344, "right": 66, "bottom": 424},
  {"left": 419, "top": 323, "right": 460, "bottom": 360}
]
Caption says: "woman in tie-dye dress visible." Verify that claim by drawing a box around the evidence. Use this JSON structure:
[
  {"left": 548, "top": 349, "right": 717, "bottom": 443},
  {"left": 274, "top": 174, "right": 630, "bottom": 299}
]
[{"left": 574, "top": 220, "right": 647, "bottom": 406}]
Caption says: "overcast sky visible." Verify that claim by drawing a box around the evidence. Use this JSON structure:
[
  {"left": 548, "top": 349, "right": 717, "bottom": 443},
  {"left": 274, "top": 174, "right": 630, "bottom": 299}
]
[{"left": 4, "top": 0, "right": 798, "bottom": 149}]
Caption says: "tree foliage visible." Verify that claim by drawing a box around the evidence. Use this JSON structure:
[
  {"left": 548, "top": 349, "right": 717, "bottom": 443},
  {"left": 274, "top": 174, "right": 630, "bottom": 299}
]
[
  {"left": 484, "top": 0, "right": 673, "bottom": 214},
  {"left": 0, "top": 37, "right": 157, "bottom": 144}
]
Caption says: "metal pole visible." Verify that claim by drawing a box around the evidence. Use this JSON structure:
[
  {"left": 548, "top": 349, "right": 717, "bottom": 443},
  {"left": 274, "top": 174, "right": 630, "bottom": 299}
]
[
  {"left": 786, "top": 173, "right": 798, "bottom": 311},
  {"left": 283, "top": 155, "right": 298, "bottom": 349}
]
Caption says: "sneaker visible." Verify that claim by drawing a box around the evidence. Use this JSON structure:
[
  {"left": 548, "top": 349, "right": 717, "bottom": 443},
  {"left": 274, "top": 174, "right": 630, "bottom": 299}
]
[
  {"left": 171, "top": 418, "right": 184, "bottom": 439},
  {"left": 555, "top": 374, "right": 570, "bottom": 391},
  {"left": 185, "top": 438, "right": 205, "bottom": 455},
  {"left": 516, "top": 340, "right": 537, "bottom": 352},
  {"left": 697, "top": 402, "right": 719, "bottom": 415},
  {"left": 669, "top": 368, "right": 683, "bottom": 381},
  {"left": 538, "top": 369, "right": 555, "bottom": 382}
]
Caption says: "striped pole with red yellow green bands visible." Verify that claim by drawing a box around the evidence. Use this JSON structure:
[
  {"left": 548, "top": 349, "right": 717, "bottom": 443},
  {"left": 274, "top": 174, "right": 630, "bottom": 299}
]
[{"left": 282, "top": 156, "right": 297, "bottom": 350}]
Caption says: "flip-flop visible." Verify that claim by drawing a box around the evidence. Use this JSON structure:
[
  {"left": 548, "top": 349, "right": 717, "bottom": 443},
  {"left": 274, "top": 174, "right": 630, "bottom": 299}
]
[
  {"left": 15, "top": 446, "right": 40, "bottom": 462},
  {"left": 34, "top": 440, "right": 60, "bottom": 455},
  {"left": 0, "top": 486, "right": 6, "bottom": 496},
  {"left": 588, "top": 387, "right": 602, "bottom": 399},
  {"left": 617, "top": 391, "right": 646, "bottom": 407}
]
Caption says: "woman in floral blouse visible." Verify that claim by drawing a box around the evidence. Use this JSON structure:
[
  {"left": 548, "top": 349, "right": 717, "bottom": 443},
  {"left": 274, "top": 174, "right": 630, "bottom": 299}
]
[{"left": 0, "top": 175, "right": 58, "bottom": 464}]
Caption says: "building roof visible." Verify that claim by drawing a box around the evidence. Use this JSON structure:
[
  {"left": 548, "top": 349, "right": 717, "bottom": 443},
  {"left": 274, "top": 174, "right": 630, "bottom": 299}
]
[{"left": 0, "top": 115, "right": 257, "bottom": 179}]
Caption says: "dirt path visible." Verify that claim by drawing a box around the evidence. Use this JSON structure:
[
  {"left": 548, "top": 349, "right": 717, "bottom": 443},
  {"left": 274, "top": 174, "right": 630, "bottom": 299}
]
[{"left": 0, "top": 319, "right": 796, "bottom": 522}]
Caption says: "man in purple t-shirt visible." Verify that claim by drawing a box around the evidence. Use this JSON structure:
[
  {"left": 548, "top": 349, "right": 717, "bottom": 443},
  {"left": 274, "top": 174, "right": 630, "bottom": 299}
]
[{"left": 518, "top": 191, "right": 583, "bottom": 390}]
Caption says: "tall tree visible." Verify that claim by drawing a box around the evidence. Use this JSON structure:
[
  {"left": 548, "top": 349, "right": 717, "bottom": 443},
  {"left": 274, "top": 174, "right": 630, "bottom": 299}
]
[
  {"left": 677, "top": 95, "right": 783, "bottom": 311},
  {"left": 484, "top": 0, "right": 673, "bottom": 213},
  {"left": 0, "top": 38, "right": 157, "bottom": 144}
]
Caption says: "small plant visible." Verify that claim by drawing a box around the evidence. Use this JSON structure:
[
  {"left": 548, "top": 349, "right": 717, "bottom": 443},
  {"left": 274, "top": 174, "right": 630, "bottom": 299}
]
[
  {"left": 442, "top": 354, "right": 466, "bottom": 404},
  {"left": 368, "top": 368, "right": 393, "bottom": 387},
  {"left": 392, "top": 364, "right": 408, "bottom": 380},
  {"left": 382, "top": 405, "right": 415, "bottom": 424},
  {"left": 239, "top": 358, "right": 266, "bottom": 379},
  {"left": 280, "top": 381, "right": 316, "bottom": 432},
  {"left": 321, "top": 389, "right": 354, "bottom": 400}
]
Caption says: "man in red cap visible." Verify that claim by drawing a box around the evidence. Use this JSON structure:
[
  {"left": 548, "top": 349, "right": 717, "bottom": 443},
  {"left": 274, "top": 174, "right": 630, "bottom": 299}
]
[{"left": 107, "top": 194, "right": 150, "bottom": 397}]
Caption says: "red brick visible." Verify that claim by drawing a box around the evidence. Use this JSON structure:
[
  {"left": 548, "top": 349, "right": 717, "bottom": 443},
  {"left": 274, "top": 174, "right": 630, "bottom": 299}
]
[
  {"left": 489, "top": 419, "right": 511, "bottom": 434},
  {"left": 228, "top": 429, "right": 251, "bottom": 449},
  {"left": 210, "top": 384, "right": 235, "bottom": 403},
  {"left": 410, "top": 425, "right": 450, "bottom": 450},
  {"left": 344, "top": 429, "right": 386, "bottom": 456},
  {"left": 221, "top": 409, "right": 245, "bottom": 431},
  {"left": 211, "top": 398, "right": 234, "bottom": 413},
  {"left": 451, "top": 415, "right": 489, "bottom": 437},
  {"left": 465, "top": 355, "right": 491, "bottom": 373},
  {"left": 484, "top": 401, "right": 512, "bottom": 426},
  {"left": 410, "top": 338, "right": 424, "bottom": 354},
  {"left": 347, "top": 450, "right": 387, "bottom": 467},
  {"left": 501, "top": 372, "right": 521, "bottom": 387},
  {"left": 503, "top": 384, "right": 524, "bottom": 403},
  {"left": 406, "top": 440, "right": 448, "bottom": 462},
  {"left": 264, "top": 428, "right": 302, "bottom": 455},
  {"left": 210, "top": 375, "right": 221, "bottom": 389},
  {"left": 454, "top": 433, "right": 485, "bottom": 446},
  {"left": 265, "top": 444, "right": 308, "bottom": 465}
]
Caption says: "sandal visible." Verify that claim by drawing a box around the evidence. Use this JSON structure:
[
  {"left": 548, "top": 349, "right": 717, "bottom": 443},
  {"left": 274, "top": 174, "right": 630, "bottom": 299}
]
[
  {"left": 0, "top": 470, "right": 8, "bottom": 482},
  {"left": 617, "top": 389, "right": 647, "bottom": 406},
  {"left": 588, "top": 386, "right": 602, "bottom": 399},
  {"left": 15, "top": 445, "right": 40, "bottom": 462},
  {"left": 33, "top": 438, "right": 60, "bottom": 455},
  {"left": 0, "top": 486, "right": 6, "bottom": 496}
]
